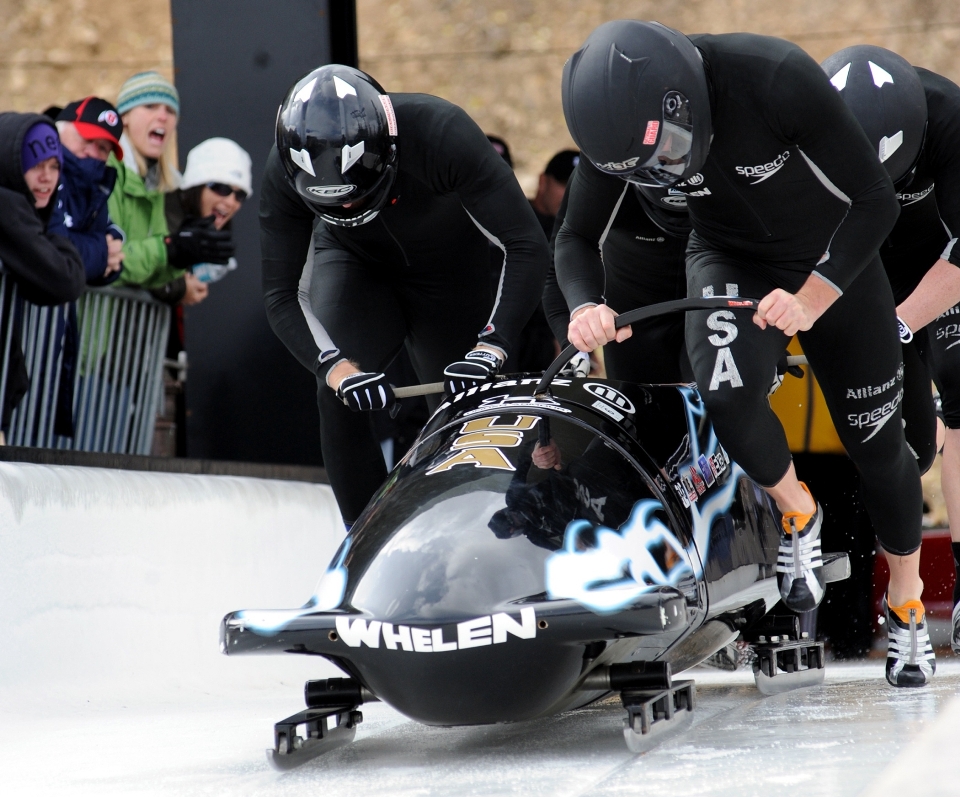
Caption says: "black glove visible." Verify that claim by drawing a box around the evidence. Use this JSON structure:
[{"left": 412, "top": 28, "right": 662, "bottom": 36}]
[
  {"left": 336, "top": 371, "right": 396, "bottom": 412},
  {"left": 443, "top": 349, "right": 503, "bottom": 394},
  {"left": 165, "top": 216, "right": 234, "bottom": 269},
  {"left": 769, "top": 353, "right": 805, "bottom": 396}
]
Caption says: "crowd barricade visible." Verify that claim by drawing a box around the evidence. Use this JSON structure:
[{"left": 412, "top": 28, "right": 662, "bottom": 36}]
[{"left": 0, "top": 271, "right": 170, "bottom": 454}]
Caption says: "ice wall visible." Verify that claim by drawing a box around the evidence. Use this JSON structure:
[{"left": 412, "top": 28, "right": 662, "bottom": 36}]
[{"left": 0, "top": 463, "right": 345, "bottom": 706}]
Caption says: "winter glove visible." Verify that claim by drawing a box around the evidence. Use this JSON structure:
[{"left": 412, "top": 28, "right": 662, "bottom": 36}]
[
  {"left": 559, "top": 351, "right": 591, "bottom": 378},
  {"left": 897, "top": 316, "right": 914, "bottom": 344},
  {"left": 337, "top": 371, "right": 396, "bottom": 412},
  {"left": 165, "top": 216, "right": 234, "bottom": 270},
  {"left": 443, "top": 349, "right": 503, "bottom": 394},
  {"left": 768, "top": 353, "right": 805, "bottom": 397}
]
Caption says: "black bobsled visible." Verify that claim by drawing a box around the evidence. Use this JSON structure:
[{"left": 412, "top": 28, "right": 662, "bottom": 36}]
[{"left": 221, "top": 298, "right": 849, "bottom": 767}]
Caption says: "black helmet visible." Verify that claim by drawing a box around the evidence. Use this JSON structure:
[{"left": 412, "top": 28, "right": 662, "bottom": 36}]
[
  {"left": 276, "top": 65, "right": 398, "bottom": 226},
  {"left": 821, "top": 45, "right": 927, "bottom": 188},
  {"left": 561, "top": 20, "right": 711, "bottom": 188}
]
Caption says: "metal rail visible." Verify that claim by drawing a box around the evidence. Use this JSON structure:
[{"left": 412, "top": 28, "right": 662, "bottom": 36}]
[{"left": 0, "top": 273, "right": 170, "bottom": 455}]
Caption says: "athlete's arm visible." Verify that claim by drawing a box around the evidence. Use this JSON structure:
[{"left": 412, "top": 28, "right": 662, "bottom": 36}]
[
  {"left": 771, "top": 47, "right": 900, "bottom": 295},
  {"left": 427, "top": 105, "right": 550, "bottom": 361},
  {"left": 554, "top": 160, "right": 628, "bottom": 317},
  {"left": 754, "top": 272, "right": 841, "bottom": 336},
  {"left": 260, "top": 145, "right": 344, "bottom": 384},
  {"left": 898, "top": 70, "right": 960, "bottom": 330}
]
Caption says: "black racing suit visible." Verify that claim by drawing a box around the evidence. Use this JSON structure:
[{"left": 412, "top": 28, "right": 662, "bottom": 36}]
[
  {"left": 550, "top": 159, "right": 691, "bottom": 382},
  {"left": 879, "top": 68, "right": 960, "bottom": 454},
  {"left": 260, "top": 94, "right": 550, "bottom": 523},
  {"left": 559, "top": 33, "right": 919, "bottom": 556}
]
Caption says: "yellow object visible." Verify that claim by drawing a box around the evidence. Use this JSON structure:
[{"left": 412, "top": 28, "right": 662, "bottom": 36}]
[
  {"left": 780, "top": 481, "right": 817, "bottom": 533},
  {"left": 888, "top": 599, "right": 926, "bottom": 625},
  {"left": 769, "top": 338, "right": 846, "bottom": 455}
]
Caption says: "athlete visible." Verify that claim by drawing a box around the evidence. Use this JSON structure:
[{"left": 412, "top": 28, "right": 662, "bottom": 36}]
[
  {"left": 822, "top": 45, "right": 960, "bottom": 662},
  {"left": 547, "top": 159, "right": 691, "bottom": 383},
  {"left": 559, "top": 21, "right": 931, "bottom": 686},
  {"left": 261, "top": 65, "right": 549, "bottom": 527}
]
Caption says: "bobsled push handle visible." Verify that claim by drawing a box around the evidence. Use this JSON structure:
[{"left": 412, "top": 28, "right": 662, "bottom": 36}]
[{"left": 533, "top": 296, "right": 761, "bottom": 396}]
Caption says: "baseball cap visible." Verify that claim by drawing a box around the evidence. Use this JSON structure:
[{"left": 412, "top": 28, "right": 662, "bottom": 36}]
[
  {"left": 544, "top": 150, "right": 580, "bottom": 183},
  {"left": 57, "top": 97, "right": 124, "bottom": 160}
]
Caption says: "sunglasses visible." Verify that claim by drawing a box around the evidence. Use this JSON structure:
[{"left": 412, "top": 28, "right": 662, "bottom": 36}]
[{"left": 206, "top": 182, "right": 248, "bottom": 202}]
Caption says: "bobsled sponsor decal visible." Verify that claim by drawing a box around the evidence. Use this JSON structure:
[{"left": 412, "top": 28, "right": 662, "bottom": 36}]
[
  {"left": 427, "top": 415, "right": 539, "bottom": 475},
  {"left": 672, "top": 449, "right": 728, "bottom": 508},
  {"left": 333, "top": 607, "right": 537, "bottom": 651},
  {"left": 237, "top": 538, "right": 351, "bottom": 636},
  {"left": 583, "top": 383, "right": 636, "bottom": 414},
  {"left": 545, "top": 500, "right": 692, "bottom": 614}
]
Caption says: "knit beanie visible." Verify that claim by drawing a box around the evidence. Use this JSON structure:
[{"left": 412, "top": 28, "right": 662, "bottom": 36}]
[
  {"left": 180, "top": 137, "right": 253, "bottom": 197},
  {"left": 21, "top": 122, "right": 62, "bottom": 172},
  {"left": 116, "top": 71, "right": 180, "bottom": 117}
]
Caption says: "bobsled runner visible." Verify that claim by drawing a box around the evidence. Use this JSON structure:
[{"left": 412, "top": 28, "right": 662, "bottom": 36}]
[{"left": 220, "top": 297, "right": 849, "bottom": 769}]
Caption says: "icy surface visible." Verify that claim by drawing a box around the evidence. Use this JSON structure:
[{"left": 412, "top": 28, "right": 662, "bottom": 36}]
[{"left": 2, "top": 462, "right": 959, "bottom": 795}]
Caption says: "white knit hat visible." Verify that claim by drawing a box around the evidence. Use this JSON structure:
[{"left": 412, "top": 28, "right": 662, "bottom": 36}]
[{"left": 180, "top": 137, "right": 253, "bottom": 197}]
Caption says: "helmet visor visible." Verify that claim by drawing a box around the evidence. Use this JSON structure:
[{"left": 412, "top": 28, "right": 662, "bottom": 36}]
[{"left": 603, "top": 91, "right": 695, "bottom": 187}]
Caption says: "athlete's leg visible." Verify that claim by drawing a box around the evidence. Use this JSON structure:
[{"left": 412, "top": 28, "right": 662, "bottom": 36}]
[
  {"left": 800, "top": 257, "right": 932, "bottom": 685},
  {"left": 921, "top": 301, "right": 960, "bottom": 648},
  {"left": 685, "top": 246, "right": 822, "bottom": 610},
  {"left": 310, "top": 249, "right": 407, "bottom": 525},
  {"left": 899, "top": 334, "right": 938, "bottom": 476}
]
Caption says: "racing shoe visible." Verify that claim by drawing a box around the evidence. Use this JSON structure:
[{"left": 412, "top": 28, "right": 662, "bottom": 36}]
[
  {"left": 884, "top": 596, "right": 936, "bottom": 687},
  {"left": 776, "top": 483, "right": 825, "bottom": 612},
  {"left": 951, "top": 601, "right": 960, "bottom": 655}
]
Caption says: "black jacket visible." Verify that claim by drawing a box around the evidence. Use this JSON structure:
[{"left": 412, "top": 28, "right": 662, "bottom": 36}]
[
  {"left": 0, "top": 112, "right": 85, "bottom": 429},
  {"left": 556, "top": 34, "right": 900, "bottom": 310},
  {"left": 260, "top": 93, "right": 550, "bottom": 380}
]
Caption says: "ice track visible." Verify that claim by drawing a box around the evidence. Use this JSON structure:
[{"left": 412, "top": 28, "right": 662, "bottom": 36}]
[{"left": 1, "top": 461, "right": 958, "bottom": 796}]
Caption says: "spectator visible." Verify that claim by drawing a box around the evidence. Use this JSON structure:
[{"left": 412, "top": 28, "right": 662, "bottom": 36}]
[
  {"left": 530, "top": 149, "right": 579, "bottom": 237},
  {"left": 159, "top": 137, "right": 252, "bottom": 305},
  {"left": 48, "top": 97, "right": 125, "bottom": 285},
  {"left": 0, "top": 113, "right": 85, "bottom": 433},
  {"left": 109, "top": 72, "right": 231, "bottom": 290}
]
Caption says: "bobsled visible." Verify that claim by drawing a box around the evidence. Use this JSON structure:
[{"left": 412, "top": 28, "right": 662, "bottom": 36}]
[{"left": 220, "top": 298, "right": 849, "bottom": 769}]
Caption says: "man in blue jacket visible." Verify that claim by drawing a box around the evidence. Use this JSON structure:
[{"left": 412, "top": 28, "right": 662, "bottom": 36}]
[{"left": 48, "top": 97, "right": 125, "bottom": 285}]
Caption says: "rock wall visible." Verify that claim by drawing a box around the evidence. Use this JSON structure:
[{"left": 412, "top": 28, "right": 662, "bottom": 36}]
[
  {"left": 3, "top": 0, "right": 958, "bottom": 191},
  {"left": 357, "top": 0, "right": 960, "bottom": 192}
]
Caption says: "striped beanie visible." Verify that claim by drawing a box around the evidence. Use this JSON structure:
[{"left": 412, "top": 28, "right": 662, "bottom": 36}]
[{"left": 116, "top": 72, "right": 180, "bottom": 117}]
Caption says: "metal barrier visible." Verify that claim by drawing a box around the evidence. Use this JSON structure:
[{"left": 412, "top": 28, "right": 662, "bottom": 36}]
[{"left": 0, "top": 272, "right": 170, "bottom": 454}]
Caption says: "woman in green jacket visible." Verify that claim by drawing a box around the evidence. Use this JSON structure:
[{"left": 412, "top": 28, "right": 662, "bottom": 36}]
[{"left": 108, "top": 72, "right": 231, "bottom": 290}]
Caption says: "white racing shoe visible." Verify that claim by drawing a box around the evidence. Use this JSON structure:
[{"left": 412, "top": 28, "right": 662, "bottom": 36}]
[
  {"left": 952, "top": 601, "right": 960, "bottom": 655},
  {"left": 776, "top": 482, "right": 825, "bottom": 612},
  {"left": 884, "top": 596, "right": 936, "bottom": 687}
]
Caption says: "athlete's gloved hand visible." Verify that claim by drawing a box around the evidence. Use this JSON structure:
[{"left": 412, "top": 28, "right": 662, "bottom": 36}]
[
  {"left": 165, "top": 216, "right": 234, "bottom": 270},
  {"left": 768, "top": 354, "right": 805, "bottom": 396},
  {"left": 559, "top": 350, "right": 591, "bottom": 378},
  {"left": 897, "top": 316, "right": 914, "bottom": 344},
  {"left": 443, "top": 349, "right": 503, "bottom": 394},
  {"left": 336, "top": 371, "right": 396, "bottom": 412}
]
